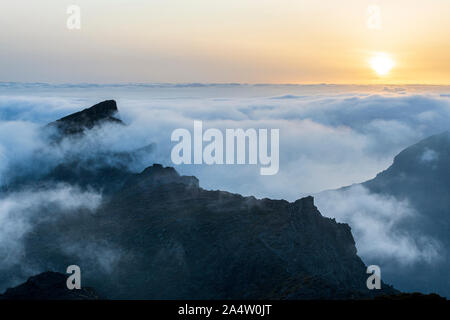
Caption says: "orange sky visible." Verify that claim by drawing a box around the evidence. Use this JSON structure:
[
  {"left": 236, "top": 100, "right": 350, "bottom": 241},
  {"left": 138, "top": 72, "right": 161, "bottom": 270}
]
[{"left": 0, "top": 0, "right": 449, "bottom": 84}]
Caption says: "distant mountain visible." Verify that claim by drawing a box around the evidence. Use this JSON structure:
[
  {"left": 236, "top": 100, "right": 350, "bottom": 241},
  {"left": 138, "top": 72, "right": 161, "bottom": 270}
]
[
  {"left": 319, "top": 131, "right": 450, "bottom": 298},
  {"left": 364, "top": 131, "right": 450, "bottom": 239},
  {"left": 364, "top": 131, "right": 450, "bottom": 297},
  {"left": 0, "top": 101, "right": 398, "bottom": 299}
]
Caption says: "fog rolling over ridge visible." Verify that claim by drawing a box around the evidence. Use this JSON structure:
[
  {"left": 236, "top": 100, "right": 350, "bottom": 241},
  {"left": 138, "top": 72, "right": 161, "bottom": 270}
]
[
  {"left": 1, "top": 83, "right": 450, "bottom": 202},
  {"left": 0, "top": 84, "right": 449, "bottom": 299},
  {"left": 0, "top": 100, "right": 397, "bottom": 299},
  {"left": 317, "top": 132, "right": 450, "bottom": 298}
]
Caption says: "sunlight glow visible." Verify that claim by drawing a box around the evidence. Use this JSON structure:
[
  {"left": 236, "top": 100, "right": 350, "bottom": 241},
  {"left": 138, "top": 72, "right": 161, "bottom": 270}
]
[{"left": 370, "top": 53, "right": 395, "bottom": 76}]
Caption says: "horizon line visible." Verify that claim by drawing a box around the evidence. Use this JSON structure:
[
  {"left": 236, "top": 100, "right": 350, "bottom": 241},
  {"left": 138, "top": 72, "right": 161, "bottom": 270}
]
[{"left": 1, "top": 81, "right": 449, "bottom": 87}]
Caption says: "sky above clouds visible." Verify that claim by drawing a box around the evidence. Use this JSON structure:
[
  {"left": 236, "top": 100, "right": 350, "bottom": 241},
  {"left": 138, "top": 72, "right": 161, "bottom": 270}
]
[{"left": 0, "top": 0, "right": 449, "bottom": 84}]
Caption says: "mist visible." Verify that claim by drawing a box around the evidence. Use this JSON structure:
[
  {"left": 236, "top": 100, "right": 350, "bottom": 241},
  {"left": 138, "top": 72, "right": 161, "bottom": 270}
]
[{"left": 0, "top": 83, "right": 449, "bottom": 291}]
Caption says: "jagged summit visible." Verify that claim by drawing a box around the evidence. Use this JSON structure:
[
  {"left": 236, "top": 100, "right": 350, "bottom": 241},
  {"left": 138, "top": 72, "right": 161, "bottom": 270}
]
[
  {"left": 126, "top": 164, "right": 200, "bottom": 189},
  {"left": 48, "top": 100, "right": 124, "bottom": 137},
  {"left": 141, "top": 163, "right": 176, "bottom": 176},
  {"left": 294, "top": 195, "right": 315, "bottom": 208}
]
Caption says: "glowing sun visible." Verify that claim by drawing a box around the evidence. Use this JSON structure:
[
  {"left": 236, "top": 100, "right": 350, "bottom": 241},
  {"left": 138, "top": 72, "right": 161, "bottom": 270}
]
[{"left": 370, "top": 53, "right": 394, "bottom": 76}]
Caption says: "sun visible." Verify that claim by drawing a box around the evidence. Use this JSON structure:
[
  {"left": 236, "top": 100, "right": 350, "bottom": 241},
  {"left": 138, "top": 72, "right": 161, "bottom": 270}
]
[{"left": 370, "top": 52, "right": 394, "bottom": 76}]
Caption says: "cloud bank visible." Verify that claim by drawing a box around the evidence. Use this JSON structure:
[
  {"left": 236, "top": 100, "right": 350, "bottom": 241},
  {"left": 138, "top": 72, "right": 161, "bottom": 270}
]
[
  {"left": 315, "top": 185, "right": 441, "bottom": 265},
  {"left": 1, "top": 84, "right": 450, "bottom": 199},
  {"left": 0, "top": 83, "right": 449, "bottom": 275}
]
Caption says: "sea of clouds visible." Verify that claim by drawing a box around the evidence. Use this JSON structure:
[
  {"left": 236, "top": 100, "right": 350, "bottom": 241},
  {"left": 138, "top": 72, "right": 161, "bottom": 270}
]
[{"left": 0, "top": 83, "right": 449, "bottom": 281}]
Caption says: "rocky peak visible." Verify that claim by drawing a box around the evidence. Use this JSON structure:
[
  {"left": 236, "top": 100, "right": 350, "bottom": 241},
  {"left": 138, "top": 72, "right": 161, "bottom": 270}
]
[
  {"left": 294, "top": 195, "right": 315, "bottom": 209},
  {"left": 47, "top": 100, "right": 124, "bottom": 137},
  {"left": 125, "top": 164, "right": 200, "bottom": 190}
]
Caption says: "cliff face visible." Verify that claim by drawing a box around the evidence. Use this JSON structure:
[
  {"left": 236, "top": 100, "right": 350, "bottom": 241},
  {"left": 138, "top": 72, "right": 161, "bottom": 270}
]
[
  {"left": 316, "top": 131, "right": 450, "bottom": 298},
  {"left": 81, "top": 164, "right": 391, "bottom": 299},
  {"left": 5, "top": 100, "right": 151, "bottom": 194},
  {"left": 362, "top": 131, "right": 450, "bottom": 297},
  {"left": 364, "top": 131, "right": 450, "bottom": 237},
  {"left": 0, "top": 101, "right": 397, "bottom": 299},
  {"left": 18, "top": 163, "right": 396, "bottom": 299}
]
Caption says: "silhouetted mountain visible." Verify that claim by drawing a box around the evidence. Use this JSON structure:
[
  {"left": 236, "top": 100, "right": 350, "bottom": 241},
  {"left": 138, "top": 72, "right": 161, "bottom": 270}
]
[
  {"left": 319, "top": 131, "right": 450, "bottom": 298},
  {"left": 364, "top": 131, "right": 450, "bottom": 239},
  {"left": 363, "top": 131, "right": 450, "bottom": 297},
  {"left": 5, "top": 163, "right": 398, "bottom": 299},
  {"left": 4, "top": 100, "right": 153, "bottom": 194},
  {"left": 47, "top": 100, "right": 124, "bottom": 138},
  {"left": 0, "top": 101, "right": 398, "bottom": 299},
  {"left": 0, "top": 272, "right": 99, "bottom": 300}
]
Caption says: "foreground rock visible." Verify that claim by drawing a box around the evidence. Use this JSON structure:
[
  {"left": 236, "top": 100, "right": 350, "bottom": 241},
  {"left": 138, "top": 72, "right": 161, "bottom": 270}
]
[
  {"left": 18, "top": 163, "right": 398, "bottom": 299},
  {"left": 0, "top": 101, "right": 398, "bottom": 299},
  {"left": 0, "top": 272, "right": 99, "bottom": 300}
]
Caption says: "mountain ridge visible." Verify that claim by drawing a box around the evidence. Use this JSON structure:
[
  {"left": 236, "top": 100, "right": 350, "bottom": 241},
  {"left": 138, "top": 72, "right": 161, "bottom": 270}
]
[
  {"left": 317, "top": 130, "right": 450, "bottom": 298},
  {"left": 0, "top": 100, "right": 399, "bottom": 299}
]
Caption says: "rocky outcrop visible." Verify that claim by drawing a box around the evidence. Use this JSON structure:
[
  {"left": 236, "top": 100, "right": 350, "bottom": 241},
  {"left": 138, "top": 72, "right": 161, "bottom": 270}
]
[
  {"left": 17, "top": 163, "right": 397, "bottom": 299},
  {"left": 0, "top": 101, "right": 398, "bottom": 299},
  {"left": 47, "top": 100, "right": 124, "bottom": 137},
  {"left": 0, "top": 272, "right": 99, "bottom": 300},
  {"left": 77, "top": 164, "right": 395, "bottom": 299},
  {"left": 5, "top": 100, "right": 151, "bottom": 194}
]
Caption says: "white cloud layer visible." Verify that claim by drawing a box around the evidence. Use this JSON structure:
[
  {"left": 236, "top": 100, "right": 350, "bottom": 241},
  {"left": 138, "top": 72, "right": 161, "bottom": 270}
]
[
  {"left": 0, "top": 84, "right": 449, "bottom": 268},
  {"left": 0, "top": 185, "right": 102, "bottom": 270},
  {"left": 315, "top": 185, "right": 441, "bottom": 265},
  {"left": 2, "top": 84, "right": 448, "bottom": 199}
]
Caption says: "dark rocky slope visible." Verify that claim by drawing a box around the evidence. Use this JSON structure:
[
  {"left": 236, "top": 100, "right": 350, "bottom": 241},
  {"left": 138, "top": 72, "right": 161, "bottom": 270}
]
[
  {"left": 19, "top": 164, "right": 397, "bottom": 299},
  {"left": 362, "top": 131, "right": 450, "bottom": 297},
  {"left": 363, "top": 131, "right": 450, "bottom": 241},
  {"left": 318, "top": 131, "right": 450, "bottom": 298},
  {"left": 0, "top": 100, "right": 397, "bottom": 299},
  {"left": 0, "top": 272, "right": 99, "bottom": 300}
]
